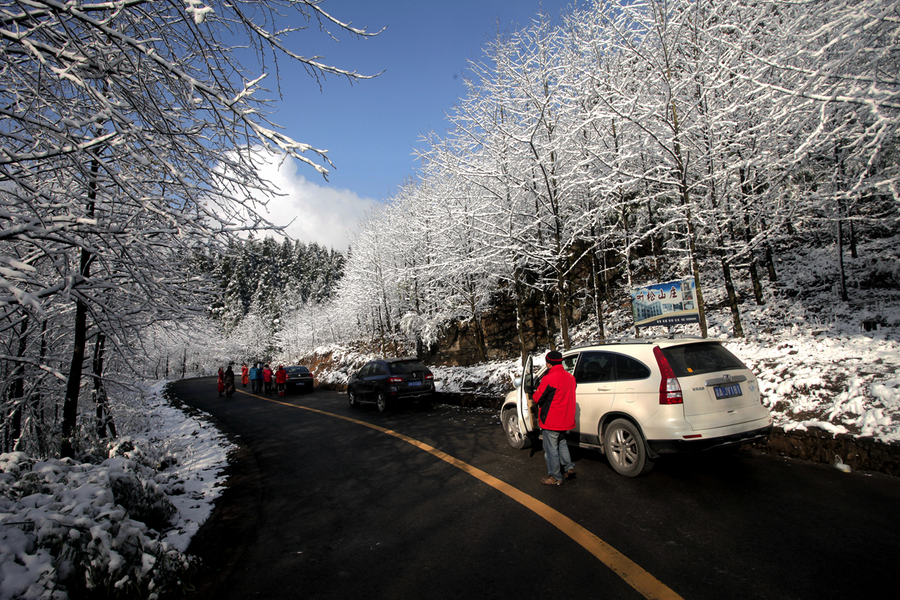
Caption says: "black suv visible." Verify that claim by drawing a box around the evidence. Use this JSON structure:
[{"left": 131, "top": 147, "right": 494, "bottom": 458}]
[{"left": 347, "top": 358, "right": 435, "bottom": 412}]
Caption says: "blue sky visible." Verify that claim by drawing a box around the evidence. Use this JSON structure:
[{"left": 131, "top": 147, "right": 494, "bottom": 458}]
[{"left": 249, "top": 0, "right": 581, "bottom": 250}]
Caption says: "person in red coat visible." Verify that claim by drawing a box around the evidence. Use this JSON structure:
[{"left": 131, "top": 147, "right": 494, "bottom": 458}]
[
  {"left": 217, "top": 367, "right": 225, "bottom": 397},
  {"left": 534, "top": 350, "right": 577, "bottom": 485},
  {"left": 275, "top": 365, "right": 287, "bottom": 396},
  {"left": 262, "top": 364, "right": 273, "bottom": 395},
  {"left": 241, "top": 363, "right": 249, "bottom": 388}
]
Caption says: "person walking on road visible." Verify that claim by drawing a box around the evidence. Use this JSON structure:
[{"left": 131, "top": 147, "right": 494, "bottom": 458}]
[
  {"left": 241, "top": 363, "right": 249, "bottom": 388},
  {"left": 263, "top": 364, "right": 273, "bottom": 395},
  {"left": 275, "top": 365, "right": 287, "bottom": 396},
  {"left": 534, "top": 350, "right": 577, "bottom": 485},
  {"left": 217, "top": 367, "right": 225, "bottom": 397},
  {"left": 249, "top": 363, "right": 262, "bottom": 393},
  {"left": 224, "top": 365, "right": 236, "bottom": 398}
]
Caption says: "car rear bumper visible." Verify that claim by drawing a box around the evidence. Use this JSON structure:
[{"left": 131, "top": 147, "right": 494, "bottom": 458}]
[
  {"left": 389, "top": 390, "right": 434, "bottom": 401},
  {"left": 647, "top": 424, "right": 773, "bottom": 456}
]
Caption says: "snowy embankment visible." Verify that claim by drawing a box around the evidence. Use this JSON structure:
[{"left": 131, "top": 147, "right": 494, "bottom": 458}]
[
  {"left": 0, "top": 382, "right": 233, "bottom": 600},
  {"left": 731, "top": 328, "right": 900, "bottom": 443}
]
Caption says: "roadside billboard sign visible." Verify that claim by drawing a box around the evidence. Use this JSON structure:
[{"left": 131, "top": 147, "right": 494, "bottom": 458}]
[{"left": 630, "top": 277, "right": 699, "bottom": 329}]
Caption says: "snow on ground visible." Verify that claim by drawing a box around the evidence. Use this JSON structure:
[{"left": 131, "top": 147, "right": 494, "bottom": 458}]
[
  {"left": 0, "top": 381, "right": 233, "bottom": 600},
  {"left": 730, "top": 327, "right": 900, "bottom": 442}
]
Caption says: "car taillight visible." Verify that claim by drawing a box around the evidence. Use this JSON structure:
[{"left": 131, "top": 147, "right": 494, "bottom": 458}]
[
  {"left": 388, "top": 376, "right": 403, "bottom": 384},
  {"left": 653, "top": 346, "right": 683, "bottom": 405},
  {"left": 425, "top": 373, "right": 434, "bottom": 380}
]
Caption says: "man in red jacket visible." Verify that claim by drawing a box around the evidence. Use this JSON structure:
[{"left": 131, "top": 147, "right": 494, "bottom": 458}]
[{"left": 534, "top": 350, "right": 577, "bottom": 485}]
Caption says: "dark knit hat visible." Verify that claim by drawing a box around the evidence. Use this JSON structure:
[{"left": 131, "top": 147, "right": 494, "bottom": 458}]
[{"left": 546, "top": 351, "right": 564, "bottom": 365}]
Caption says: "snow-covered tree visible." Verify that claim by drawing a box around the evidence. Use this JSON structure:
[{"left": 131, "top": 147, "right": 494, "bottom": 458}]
[
  {"left": 0, "top": 1, "right": 377, "bottom": 456},
  {"left": 311, "top": 0, "right": 898, "bottom": 360}
]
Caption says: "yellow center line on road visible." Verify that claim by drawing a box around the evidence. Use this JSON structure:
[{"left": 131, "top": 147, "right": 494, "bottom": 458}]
[{"left": 240, "top": 390, "right": 684, "bottom": 600}]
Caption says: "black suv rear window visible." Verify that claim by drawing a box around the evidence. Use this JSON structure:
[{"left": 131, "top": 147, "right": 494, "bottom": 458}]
[
  {"left": 661, "top": 342, "right": 746, "bottom": 377},
  {"left": 389, "top": 361, "right": 429, "bottom": 375}
]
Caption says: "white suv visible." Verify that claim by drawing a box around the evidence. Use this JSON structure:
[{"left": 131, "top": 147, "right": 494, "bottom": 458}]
[{"left": 500, "top": 337, "right": 773, "bottom": 477}]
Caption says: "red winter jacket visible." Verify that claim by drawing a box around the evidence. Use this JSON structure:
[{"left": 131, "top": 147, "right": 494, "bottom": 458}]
[{"left": 534, "top": 364, "right": 577, "bottom": 432}]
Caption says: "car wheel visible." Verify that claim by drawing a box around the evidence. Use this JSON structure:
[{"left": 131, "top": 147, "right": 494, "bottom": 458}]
[
  {"left": 604, "top": 418, "right": 654, "bottom": 477},
  {"left": 502, "top": 407, "right": 531, "bottom": 450},
  {"left": 348, "top": 387, "right": 358, "bottom": 408},
  {"left": 376, "top": 390, "right": 389, "bottom": 413}
]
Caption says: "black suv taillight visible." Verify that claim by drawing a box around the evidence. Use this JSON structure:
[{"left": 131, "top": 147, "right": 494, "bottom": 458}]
[{"left": 653, "top": 346, "right": 684, "bottom": 405}]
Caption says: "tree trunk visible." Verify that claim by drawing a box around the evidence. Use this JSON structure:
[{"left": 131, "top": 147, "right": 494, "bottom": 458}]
[
  {"left": 748, "top": 258, "right": 764, "bottom": 305},
  {"left": 542, "top": 285, "right": 555, "bottom": 350},
  {"left": 681, "top": 192, "right": 708, "bottom": 337},
  {"left": 738, "top": 168, "right": 765, "bottom": 305},
  {"left": 590, "top": 230, "right": 606, "bottom": 341},
  {"left": 61, "top": 158, "right": 100, "bottom": 458},
  {"left": 467, "top": 280, "right": 488, "bottom": 362},
  {"left": 835, "top": 145, "right": 850, "bottom": 302},
  {"left": 10, "top": 316, "right": 28, "bottom": 451},
  {"left": 32, "top": 320, "right": 48, "bottom": 457},
  {"left": 93, "top": 332, "right": 116, "bottom": 439},
  {"left": 513, "top": 272, "right": 529, "bottom": 367},
  {"left": 765, "top": 243, "right": 778, "bottom": 282},
  {"left": 722, "top": 257, "right": 744, "bottom": 337},
  {"left": 61, "top": 283, "right": 89, "bottom": 458},
  {"left": 556, "top": 272, "right": 571, "bottom": 351},
  {"left": 837, "top": 217, "right": 850, "bottom": 302}
]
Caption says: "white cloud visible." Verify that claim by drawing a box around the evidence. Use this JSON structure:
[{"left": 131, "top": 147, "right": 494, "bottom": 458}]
[{"left": 250, "top": 150, "right": 378, "bottom": 252}]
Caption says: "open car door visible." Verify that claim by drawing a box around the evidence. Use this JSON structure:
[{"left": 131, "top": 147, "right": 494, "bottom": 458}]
[{"left": 517, "top": 354, "right": 537, "bottom": 435}]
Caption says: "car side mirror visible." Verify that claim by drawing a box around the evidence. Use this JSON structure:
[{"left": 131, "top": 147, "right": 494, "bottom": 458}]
[{"left": 523, "top": 373, "right": 534, "bottom": 394}]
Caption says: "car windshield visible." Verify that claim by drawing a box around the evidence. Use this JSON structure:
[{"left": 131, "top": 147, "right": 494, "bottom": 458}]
[
  {"left": 661, "top": 342, "right": 746, "bottom": 377},
  {"left": 286, "top": 367, "right": 309, "bottom": 375},
  {"left": 389, "top": 360, "right": 429, "bottom": 375}
]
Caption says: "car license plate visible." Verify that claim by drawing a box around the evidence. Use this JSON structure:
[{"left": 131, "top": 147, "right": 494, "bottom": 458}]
[
  {"left": 408, "top": 381, "right": 422, "bottom": 387},
  {"left": 714, "top": 383, "right": 742, "bottom": 399}
]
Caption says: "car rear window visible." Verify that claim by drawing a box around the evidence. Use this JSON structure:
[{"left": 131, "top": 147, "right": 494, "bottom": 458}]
[
  {"left": 286, "top": 367, "right": 309, "bottom": 374},
  {"left": 660, "top": 342, "right": 747, "bottom": 377},
  {"left": 389, "top": 360, "right": 429, "bottom": 375}
]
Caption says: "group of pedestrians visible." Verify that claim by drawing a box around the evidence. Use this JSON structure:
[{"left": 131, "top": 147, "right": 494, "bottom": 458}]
[{"left": 228, "top": 362, "right": 288, "bottom": 396}]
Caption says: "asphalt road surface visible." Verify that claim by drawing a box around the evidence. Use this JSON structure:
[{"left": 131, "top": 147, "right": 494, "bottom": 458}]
[{"left": 164, "top": 377, "right": 900, "bottom": 600}]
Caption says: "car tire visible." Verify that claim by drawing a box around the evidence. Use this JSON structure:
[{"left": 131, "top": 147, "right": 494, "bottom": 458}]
[
  {"left": 376, "top": 390, "right": 389, "bottom": 413},
  {"left": 604, "top": 418, "right": 654, "bottom": 477},
  {"left": 348, "top": 387, "right": 358, "bottom": 408},
  {"left": 502, "top": 407, "right": 532, "bottom": 450}
]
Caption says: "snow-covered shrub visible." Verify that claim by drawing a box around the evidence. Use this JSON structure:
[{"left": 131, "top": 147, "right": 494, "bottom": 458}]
[
  {"left": 0, "top": 451, "right": 192, "bottom": 600},
  {"left": 109, "top": 468, "right": 177, "bottom": 533}
]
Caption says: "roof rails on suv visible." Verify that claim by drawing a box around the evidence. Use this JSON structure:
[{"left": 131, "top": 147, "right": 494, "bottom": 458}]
[{"left": 571, "top": 335, "right": 707, "bottom": 350}]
